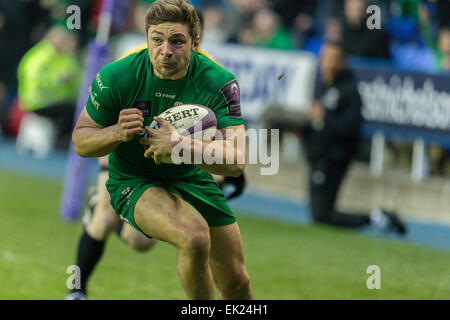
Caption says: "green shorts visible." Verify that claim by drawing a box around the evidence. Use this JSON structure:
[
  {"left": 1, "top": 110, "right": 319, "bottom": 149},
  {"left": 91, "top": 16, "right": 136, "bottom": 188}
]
[{"left": 105, "top": 172, "right": 237, "bottom": 236}]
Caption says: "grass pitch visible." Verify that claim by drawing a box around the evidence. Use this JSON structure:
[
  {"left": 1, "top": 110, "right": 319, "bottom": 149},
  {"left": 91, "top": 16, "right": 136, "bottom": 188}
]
[{"left": 0, "top": 170, "right": 449, "bottom": 300}]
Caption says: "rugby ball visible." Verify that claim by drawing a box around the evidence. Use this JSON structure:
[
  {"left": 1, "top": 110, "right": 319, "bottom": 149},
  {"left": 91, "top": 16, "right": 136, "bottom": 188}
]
[{"left": 148, "top": 104, "right": 217, "bottom": 163}]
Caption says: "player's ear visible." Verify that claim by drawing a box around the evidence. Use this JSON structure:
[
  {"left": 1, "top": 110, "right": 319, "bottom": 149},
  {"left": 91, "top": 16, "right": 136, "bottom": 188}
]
[
  {"left": 192, "top": 35, "right": 200, "bottom": 51},
  {"left": 145, "top": 29, "right": 150, "bottom": 48}
]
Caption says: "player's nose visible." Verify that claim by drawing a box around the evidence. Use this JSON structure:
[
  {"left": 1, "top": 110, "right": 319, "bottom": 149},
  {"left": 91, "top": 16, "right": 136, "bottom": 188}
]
[{"left": 160, "top": 41, "right": 173, "bottom": 57}]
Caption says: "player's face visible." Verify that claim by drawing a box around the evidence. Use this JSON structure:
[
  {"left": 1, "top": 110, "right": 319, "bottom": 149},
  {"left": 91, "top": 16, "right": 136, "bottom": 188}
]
[
  {"left": 320, "top": 45, "right": 345, "bottom": 80},
  {"left": 147, "top": 22, "right": 199, "bottom": 80}
]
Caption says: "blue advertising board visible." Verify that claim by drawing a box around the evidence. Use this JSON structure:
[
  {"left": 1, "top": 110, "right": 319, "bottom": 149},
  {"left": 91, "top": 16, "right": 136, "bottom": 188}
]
[{"left": 351, "top": 64, "right": 450, "bottom": 148}]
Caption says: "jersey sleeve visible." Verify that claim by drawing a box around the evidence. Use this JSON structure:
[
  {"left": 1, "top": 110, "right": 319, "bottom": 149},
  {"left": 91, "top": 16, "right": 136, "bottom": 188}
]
[
  {"left": 85, "top": 70, "right": 120, "bottom": 127},
  {"left": 209, "top": 78, "right": 244, "bottom": 129}
]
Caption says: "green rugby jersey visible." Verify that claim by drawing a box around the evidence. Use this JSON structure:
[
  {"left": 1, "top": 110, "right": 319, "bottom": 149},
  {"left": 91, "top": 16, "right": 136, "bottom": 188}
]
[{"left": 86, "top": 49, "right": 244, "bottom": 180}]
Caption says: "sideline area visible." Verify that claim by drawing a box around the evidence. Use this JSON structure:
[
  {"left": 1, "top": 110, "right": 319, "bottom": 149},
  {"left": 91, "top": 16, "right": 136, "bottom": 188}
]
[{"left": 1, "top": 139, "right": 449, "bottom": 251}]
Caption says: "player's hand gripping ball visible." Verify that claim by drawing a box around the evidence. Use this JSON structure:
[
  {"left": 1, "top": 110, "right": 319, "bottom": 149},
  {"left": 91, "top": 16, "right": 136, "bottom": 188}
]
[{"left": 140, "top": 104, "right": 217, "bottom": 164}]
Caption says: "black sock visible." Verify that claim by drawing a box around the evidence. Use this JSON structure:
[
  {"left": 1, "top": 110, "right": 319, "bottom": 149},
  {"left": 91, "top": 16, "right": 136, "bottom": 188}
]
[{"left": 71, "top": 229, "right": 105, "bottom": 294}]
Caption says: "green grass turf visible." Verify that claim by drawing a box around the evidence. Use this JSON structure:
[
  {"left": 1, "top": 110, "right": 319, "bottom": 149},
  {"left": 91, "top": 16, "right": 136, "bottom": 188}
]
[{"left": 0, "top": 169, "right": 449, "bottom": 300}]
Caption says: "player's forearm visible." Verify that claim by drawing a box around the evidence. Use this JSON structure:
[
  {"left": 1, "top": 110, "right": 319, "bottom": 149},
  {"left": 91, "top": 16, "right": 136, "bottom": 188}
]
[
  {"left": 73, "top": 125, "right": 121, "bottom": 158},
  {"left": 196, "top": 162, "right": 245, "bottom": 177},
  {"left": 180, "top": 137, "right": 246, "bottom": 177}
]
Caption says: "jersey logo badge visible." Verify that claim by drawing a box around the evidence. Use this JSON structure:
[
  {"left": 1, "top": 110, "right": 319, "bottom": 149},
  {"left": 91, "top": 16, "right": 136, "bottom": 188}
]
[
  {"left": 220, "top": 79, "right": 241, "bottom": 117},
  {"left": 133, "top": 100, "right": 152, "bottom": 117},
  {"left": 155, "top": 92, "right": 176, "bottom": 99}
]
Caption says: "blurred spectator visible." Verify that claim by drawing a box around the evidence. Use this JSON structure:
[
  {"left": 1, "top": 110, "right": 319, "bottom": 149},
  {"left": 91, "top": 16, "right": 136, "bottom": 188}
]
[
  {"left": 436, "top": 25, "right": 450, "bottom": 71},
  {"left": 435, "top": 0, "right": 450, "bottom": 28},
  {"left": 387, "top": 0, "right": 440, "bottom": 71},
  {"left": 47, "top": 0, "right": 96, "bottom": 47},
  {"left": 333, "top": 0, "right": 391, "bottom": 59},
  {"left": 388, "top": 0, "right": 422, "bottom": 44},
  {"left": 422, "top": 0, "right": 450, "bottom": 31},
  {"left": 17, "top": 25, "right": 81, "bottom": 149},
  {"left": 201, "top": 6, "right": 228, "bottom": 43},
  {"left": 427, "top": 24, "right": 450, "bottom": 176},
  {"left": 226, "top": 0, "right": 268, "bottom": 43},
  {"left": 112, "top": 0, "right": 149, "bottom": 58},
  {"left": 301, "top": 42, "right": 405, "bottom": 234},
  {"left": 239, "top": 8, "right": 294, "bottom": 50},
  {"left": 229, "top": 0, "right": 267, "bottom": 15},
  {"left": 271, "top": 0, "right": 317, "bottom": 48},
  {"left": 262, "top": 42, "right": 406, "bottom": 233}
]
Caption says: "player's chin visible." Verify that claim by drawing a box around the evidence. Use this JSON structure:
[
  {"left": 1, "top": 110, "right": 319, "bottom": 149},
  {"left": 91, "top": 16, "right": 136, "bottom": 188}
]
[
  {"left": 158, "top": 63, "right": 174, "bottom": 71},
  {"left": 160, "top": 65, "right": 180, "bottom": 76}
]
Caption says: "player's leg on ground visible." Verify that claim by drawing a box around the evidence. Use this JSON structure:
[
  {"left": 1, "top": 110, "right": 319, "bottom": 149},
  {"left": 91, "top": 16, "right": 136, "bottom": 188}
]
[
  {"left": 209, "top": 222, "right": 253, "bottom": 300},
  {"left": 134, "top": 187, "right": 215, "bottom": 300},
  {"left": 119, "top": 222, "right": 157, "bottom": 252},
  {"left": 69, "top": 157, "right": 119, "bottom": 297},
  {"left": 309, "top": 159, "right": 370, "bottom": 228}
]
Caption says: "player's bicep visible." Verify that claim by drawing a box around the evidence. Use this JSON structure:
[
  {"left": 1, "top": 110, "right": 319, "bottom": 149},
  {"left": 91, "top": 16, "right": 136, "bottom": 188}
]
[{"left": 75, "top": 107, "right": 104, "bottom": 130}]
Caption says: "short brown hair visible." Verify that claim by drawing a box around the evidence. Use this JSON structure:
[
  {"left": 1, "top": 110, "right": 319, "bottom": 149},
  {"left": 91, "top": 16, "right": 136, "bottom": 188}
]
[{"left": 145, "top": 0, "right": 200, "bottom": 41}]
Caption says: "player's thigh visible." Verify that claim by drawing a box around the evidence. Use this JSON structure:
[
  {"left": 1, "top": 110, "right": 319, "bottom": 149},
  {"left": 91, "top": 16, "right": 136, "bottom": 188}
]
[
  {"left": 134, "top": 187, "right": 210, "bottom": 248},
  {"left": 121, "top": 222, "right": 156, "bottom": 251},
  {"left": 209, "top": 223, "right": 248, "bottom": 279},
  {"left": 96, "top": 170, "right": 112, "bottom": 210}
]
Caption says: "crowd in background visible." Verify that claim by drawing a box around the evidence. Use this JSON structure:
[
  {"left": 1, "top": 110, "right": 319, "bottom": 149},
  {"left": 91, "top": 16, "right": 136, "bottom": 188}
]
[
  {"left": 0, "top": 0, "right": 449, "bottom": 172},
  {"left": 200, "top": 0, "right": 450, "bottom": 71}
]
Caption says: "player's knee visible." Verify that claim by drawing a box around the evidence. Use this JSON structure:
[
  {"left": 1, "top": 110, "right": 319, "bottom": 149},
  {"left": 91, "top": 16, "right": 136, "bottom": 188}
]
[
  {"left": 104, "top": 215, "right": 120, "bottom": 233},
  {"left": 226, "top": 270, "right": 251, "bottom": 294},
  {"left": 236, "top": 274, "right": 251, "bottom": 293},
  {"left": 181, "top": 230, "right": 210, "bottom": 258}
]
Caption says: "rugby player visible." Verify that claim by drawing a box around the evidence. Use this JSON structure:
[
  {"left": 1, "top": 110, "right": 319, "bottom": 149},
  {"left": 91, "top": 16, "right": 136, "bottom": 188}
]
[
  {"left": 70, "top": 0, "right": 253, "bottom": 300},
  {"left": 66, "top": 7, "right": 215, "bottom": 301}
]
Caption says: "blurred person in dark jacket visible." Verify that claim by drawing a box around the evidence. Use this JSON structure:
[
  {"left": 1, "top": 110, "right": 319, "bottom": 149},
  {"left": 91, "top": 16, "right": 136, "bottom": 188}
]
[
  {"left": 333, "top": 0, "right": 391, "bottom": 59},
  {"left": 302, "top": 41, "right": 405, "bottom": 234}
]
